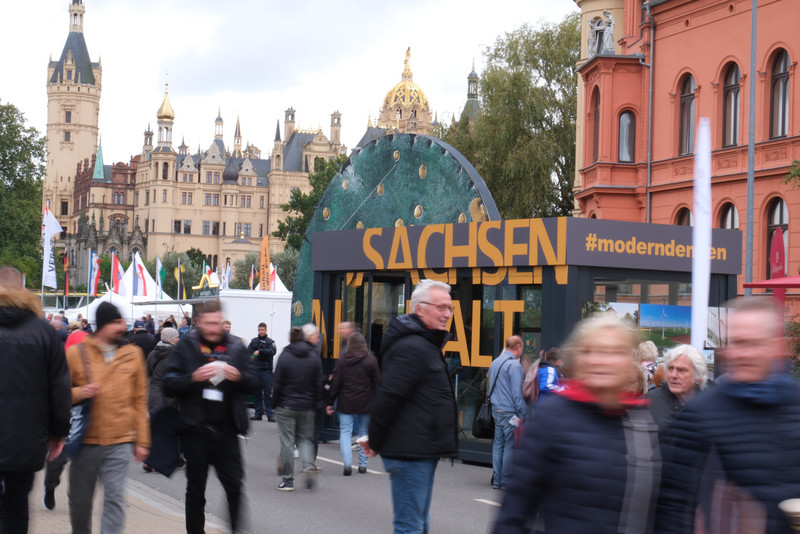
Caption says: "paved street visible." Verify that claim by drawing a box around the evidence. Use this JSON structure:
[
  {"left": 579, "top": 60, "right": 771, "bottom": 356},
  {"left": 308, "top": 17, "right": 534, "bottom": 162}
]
[{"left": 123, "top": 415, "right": 502, "bottom": 533}]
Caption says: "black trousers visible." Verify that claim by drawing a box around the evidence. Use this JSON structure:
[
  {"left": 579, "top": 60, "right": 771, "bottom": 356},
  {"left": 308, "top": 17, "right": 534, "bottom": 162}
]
[
  {"left": 0, "top": 471, "right": 35, "bottom": 534},
  {"left": 181, "top": 429, "right": 244, "bottom": 534}
]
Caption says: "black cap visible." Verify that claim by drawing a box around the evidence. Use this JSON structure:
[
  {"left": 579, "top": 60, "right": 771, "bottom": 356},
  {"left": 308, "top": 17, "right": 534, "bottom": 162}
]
[{"left": 95, "top": 302, "right": 123, "bottom": 332}]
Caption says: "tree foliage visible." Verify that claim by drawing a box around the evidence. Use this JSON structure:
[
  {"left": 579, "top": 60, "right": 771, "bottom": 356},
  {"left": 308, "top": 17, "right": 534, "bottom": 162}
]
[
  {"left": 782, "top": 159, "right": 800, "bottom": 188},
  {"left": 0, "top": 101, "right": 47, "bottom": 285},
  {"left": 272, "top": 154, "right": 348, "bottom": 251},
  {"left": 271, "top": 247, "right": 298, "bottom": 291},
  {"left": 232, "top": 251, "right": 260, "bottom": 289},
  {"left": 443, "top": 13, "right": 580, "bottom": 219}
]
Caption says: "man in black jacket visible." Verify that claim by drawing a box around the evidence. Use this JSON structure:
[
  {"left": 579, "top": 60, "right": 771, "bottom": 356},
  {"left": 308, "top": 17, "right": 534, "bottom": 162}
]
[
  {"left": 365, "top": 279, "right": 458, "bottom": 534},
  {"left": 162, "top": 300, "right": 260, "bottom": 534},
  {"left": 0, "top": 267, "right": 71, "bottom": 533},
  {"left": 656, "top": 297, "right": 800, "bottom": 534},
  {"left": 246, "top": 322, "right": 277, "bottom": 422}
]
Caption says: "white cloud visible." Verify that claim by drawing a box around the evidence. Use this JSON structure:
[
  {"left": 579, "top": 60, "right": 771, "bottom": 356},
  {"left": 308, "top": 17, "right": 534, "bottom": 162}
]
[{"left": 2, "top": 0, "right": 578, "bottom": 164}]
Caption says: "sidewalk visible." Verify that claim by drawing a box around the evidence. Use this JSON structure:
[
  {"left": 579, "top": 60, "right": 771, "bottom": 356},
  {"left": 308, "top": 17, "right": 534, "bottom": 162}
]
[{"left": 28, "top": 470, "right": 228, "bottom": 533}]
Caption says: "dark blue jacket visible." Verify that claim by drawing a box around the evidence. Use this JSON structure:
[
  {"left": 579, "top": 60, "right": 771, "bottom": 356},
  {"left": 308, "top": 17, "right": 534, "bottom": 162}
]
[
  {"left": 656, "top": 377, "right": 800, "bottom": 534},
  {"left": 271, "top": 340, "right": 322, "bottom": 411},
  {"left": 368, "top": 314, "right": 458, "bottom": 460},
  {"left": 494, "top": 391, "right": 659, "bottom": 533}
]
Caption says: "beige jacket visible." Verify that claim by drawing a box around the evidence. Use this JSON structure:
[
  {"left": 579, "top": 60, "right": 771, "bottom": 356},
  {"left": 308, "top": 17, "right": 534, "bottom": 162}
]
[{"left": 66, "top": 336, "right": 151, "bottom": 448}]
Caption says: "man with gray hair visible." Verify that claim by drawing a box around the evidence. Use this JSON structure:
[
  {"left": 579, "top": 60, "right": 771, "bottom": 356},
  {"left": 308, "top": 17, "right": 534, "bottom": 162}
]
[
  {"left": 644, "top": 344, "right": 708, "bottom": 432},
  {"left": 365, "top": 279, "right": 458, "bottom": 533}
]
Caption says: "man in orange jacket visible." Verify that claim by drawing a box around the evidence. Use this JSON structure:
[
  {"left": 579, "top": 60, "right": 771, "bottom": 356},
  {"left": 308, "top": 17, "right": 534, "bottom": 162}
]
[{"left": 66, "top": 302, "right": 150, "bottom": 534}]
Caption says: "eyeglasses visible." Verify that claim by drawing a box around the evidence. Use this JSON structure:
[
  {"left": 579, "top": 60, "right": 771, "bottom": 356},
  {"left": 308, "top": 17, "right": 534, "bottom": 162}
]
[{"left": 420, "top": 301, "right": 455, "bottom": 313}]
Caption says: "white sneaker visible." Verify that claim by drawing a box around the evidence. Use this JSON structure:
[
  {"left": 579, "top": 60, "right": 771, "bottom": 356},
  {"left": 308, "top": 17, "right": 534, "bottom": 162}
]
[{"left": 293, "top": 447, "right": 299, "bottom": 458}]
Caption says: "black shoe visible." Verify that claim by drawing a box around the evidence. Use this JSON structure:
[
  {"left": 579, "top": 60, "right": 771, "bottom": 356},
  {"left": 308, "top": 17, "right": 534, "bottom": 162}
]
[
  {"left": 277, "top": 479, "right": 294, "bottom": 491},
  {"left": 343, "top": 467, "right": 352, "bottom": 476},
  {"left": 143, "top": 464, "right": 154, "bottom": 473},
  {"left": 43, "top": 488, "right": 56, "bottom": 510},
  {"left": 250, "top": 415, "right": 263, "bottom": 421},
  {"left": 358, "top": 466, "right": 367, "bottom": 474},
  {"left": 267, "top": 416, "right": 276, "bottom": 422}
]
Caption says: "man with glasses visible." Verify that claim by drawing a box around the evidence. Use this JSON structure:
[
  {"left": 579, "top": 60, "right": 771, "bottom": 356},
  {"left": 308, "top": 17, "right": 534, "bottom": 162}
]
[
  {"left": 163, "top": 301, "right": 260, "bottom": 534},
  {"left": 656, "top": 297, "right": 800, "bottom": 534},
  {"left": 365, "top": 279, "right": 458, "bottom": 534}
]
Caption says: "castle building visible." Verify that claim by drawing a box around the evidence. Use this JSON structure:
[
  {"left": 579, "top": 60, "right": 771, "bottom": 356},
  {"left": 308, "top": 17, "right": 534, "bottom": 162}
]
[
  {"left": 44, "top": 0, "right": 101, "bottom": 231},
  {"left": 573, "top": 0, "right": 799, "bottom": 304}
]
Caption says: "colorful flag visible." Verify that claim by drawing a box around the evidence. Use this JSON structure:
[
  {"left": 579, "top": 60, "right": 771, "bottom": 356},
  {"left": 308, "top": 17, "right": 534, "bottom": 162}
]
[
  {"left": 63, "top": 253, "right": 70, "bottom": 297},
  {"left": 269, "top": 262, "right": 277, "bottom": 291},
  {"left": 41, "top": 207, "right": 63, "bottom": 289},
  {"left": 88, "top": 250, "right": 102, "bottom": 297},
  {"left": 225, "top": 262, "right": 232, "bottom": 290},
  {"left": 111, "top": 252, "right": 124, "bottom": 293},
  {"left": 249, "top": 264, "right": 257, "bottom": 290},
  {"left": 156, "top": 256, "right": 165, "bottom": 299},
  {"left": 130, "top": 252, "right": 148, "bottom": 297},
  {"left": 175, "top": 258, "right": 186, "bottom": 299},
  {"left": 202, "top": 260, "right": 212, "bottom": 279}
]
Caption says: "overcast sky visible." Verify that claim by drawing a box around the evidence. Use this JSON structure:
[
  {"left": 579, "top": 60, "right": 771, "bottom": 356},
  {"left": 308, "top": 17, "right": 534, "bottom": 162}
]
[{"left": 3, "top": 0, "right": 578, "bottom": 164}]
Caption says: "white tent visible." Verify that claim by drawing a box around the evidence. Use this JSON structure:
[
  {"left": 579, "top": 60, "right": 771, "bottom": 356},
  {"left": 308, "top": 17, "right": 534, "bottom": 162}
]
[
  {"left": 117, "top": 252, "right": 159, "bottom": 298},
  {"left": 81, "top": 292, "right": 192, "bottom": 327}
]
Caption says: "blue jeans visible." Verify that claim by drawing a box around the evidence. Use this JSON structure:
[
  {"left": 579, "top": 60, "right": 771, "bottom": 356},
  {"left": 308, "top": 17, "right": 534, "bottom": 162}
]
[
  {"left": 382, "top": 458, "right": 438, "bottom": 534},
  {"left": 492, "top": 410, "right": 515, "bottom": 488},
  {"left": 338, "top": 413, "right": 370, "bottom": 468},
  {"left": 253, "top": 369, "right": 273, "bottom": 418}
]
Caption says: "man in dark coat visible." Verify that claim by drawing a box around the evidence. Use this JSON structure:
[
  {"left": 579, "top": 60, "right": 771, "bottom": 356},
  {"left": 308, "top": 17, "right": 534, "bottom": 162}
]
[
  {"left": 365, "top": 279, "right": 458, "bottom": 534},
  {"left": 246, "top": 322, "right": 277, "bottom": 422},
  {"left": 0, "top": 267, "right": 71, "bottom": 533},
  {"left": 162, "top": 301, "right": 260, "bottom": 534},
  {"left": 131, "top": 320, "right": 157, "bottom": 358},
  {"left": 656, "top": 297, "right": 800, "bottom": 534}
]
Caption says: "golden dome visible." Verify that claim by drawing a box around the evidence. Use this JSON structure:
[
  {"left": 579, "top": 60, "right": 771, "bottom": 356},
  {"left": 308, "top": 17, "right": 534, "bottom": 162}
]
[
  {"left": 156, "top": 82, "right": 175, "bottom": 121},
  {"left": 382, "top": 48, "right": 428, "bottom": 110}
]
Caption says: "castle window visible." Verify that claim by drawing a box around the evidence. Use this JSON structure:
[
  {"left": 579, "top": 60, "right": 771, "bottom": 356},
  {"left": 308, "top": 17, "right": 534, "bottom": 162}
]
[
  {"left": 183, "top": 221, "right": 192, "bottom": 234},
  {"left": 64, "top": 131, "right": 71, "bottom": 142},
  {"left": 162, "top": 163, "right": 168, "bottom": 180},
  {"left": 243, "top": 223, "right": 251, "bottom": 237},
  {"left": 61, "top": 201, "right": 69, "bottom": 216},
  {"left": 162, "top": 189, "right": 167, "bottom": 202},
  {"left": 188, "top": 193, "right": 192, "bottom": 204},
  {"left": 66, "top": 70, "right": 72, "bottom": 81},
  {"left": 679, "top": 75, "right": 696, "bottom": 155},
  {"left": 206, "top": 172, "right": 212, "bottom": 184},
  {"left": 205, "top": 194, "right": 212, "bottom": 205},
  {"left": 213, "top": 194, "right": 219, "bottom": 206},
  {"left": 246, "top": 196, "right": 251, "bottom": 208},
  {"left": 591, "top": 88, "right": 600, "bottom": 163},
  {"left": 676, "top": 207, "right": 694, "bottom": 226},
  {"left": 259, "top": 224, "right": 263, "bottom": 237},
  {"left": 213, "top": 172, "right": 220, "bottom": 184},
  {"left": 212, "top": 222, "right": 219, "bottom": 235},
  {"left": 723, "top": 63, "right": 740, "bottom": 147},
  {"left": 174, "top": 220, "right": 181, "bottom": 234},
  {"left": 182, "top": 192, "right": 188, "bottom": 204},
  {"left": 65, "top": 111, "right": 71, "bottom": 124},
  {"left": 203, "top": 221, "right": 210, "bottom": 235},
  {"left": 771, "top": 49, "right": 790, "bottom": 139},
  {"left": 260, "top": 196, "right": 264, "bottom": 209},
  {"left": 618, "top": 111, "right": 635, "bottom": 162},
  {"left": 183, "top": 173, "right": 188, "bottom": 182}
]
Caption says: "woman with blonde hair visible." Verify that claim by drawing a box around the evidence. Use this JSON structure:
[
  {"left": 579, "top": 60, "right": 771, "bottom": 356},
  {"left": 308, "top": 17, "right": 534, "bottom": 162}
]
[{"left": 493, "top": 313, "right": 660, "bottom": 533}]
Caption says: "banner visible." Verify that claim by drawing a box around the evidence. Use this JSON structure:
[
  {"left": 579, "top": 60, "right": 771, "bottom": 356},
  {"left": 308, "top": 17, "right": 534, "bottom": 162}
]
[
  {"left": 131, "top": 252, "right": 148, "bottom": 297},
  {"left": 175, "top": 258, "right": 186, "bottom": 299},
  {"left": 64, "top": 253, "right": 69, "bottom": 297},
  {"left": 41, "top": 207, "right": 63, "bottom": 289},
  {"left": 249, "top": 264, "right": 257, "bottom": 290},
  {"left": 111, "top": 252, "right": 124, "bottom": 294},
  {"left": 260, "top": 234, "right": 270, "bottom": 290}
]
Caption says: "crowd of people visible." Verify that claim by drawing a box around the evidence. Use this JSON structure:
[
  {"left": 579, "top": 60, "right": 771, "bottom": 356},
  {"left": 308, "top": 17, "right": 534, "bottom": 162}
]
[{"left": 4, "top": 265, "right": 800, "bottom": 534}]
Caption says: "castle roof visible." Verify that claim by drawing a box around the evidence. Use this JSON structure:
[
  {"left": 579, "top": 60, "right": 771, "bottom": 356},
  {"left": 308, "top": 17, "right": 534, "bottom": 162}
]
[
  {"left": 282, "top": 131, "right": 316, "bottom": 172},
  {"left": 49, "top": 31, "right": 97, "bottom": 85}
]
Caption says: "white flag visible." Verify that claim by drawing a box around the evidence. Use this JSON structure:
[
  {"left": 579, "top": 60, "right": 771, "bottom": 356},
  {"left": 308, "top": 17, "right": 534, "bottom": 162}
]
[{"left": 41, "top": 207, "right": 63, "bottom": 289}]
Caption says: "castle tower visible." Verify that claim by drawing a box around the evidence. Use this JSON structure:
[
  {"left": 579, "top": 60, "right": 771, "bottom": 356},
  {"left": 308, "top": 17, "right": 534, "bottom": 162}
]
[
  {"left": 460, "top": 60, "right": 480, "bottom": 124},
  {"left": 271, "top": 120, "right": 283, "bottom": 171},
  {"left": 377, "top": 48, "right": 433, "bottom": 134},
  {"left": 156, "top": 82, "right": 175, "bottom": 150},
  {"left": 284, "top": 108, "right": 296, "bottom": 141},
  {"left": 215, "top": 108, "right": 224, "bottom": 140},
  {"left": 330, "top": 111, "right": 342, "bottom": 147},
  {"left": 232, "top": 115, "right": 243, "bottom": 158},
  {"left": 45, "top": 0, "right": 102, "bottom": 230}
]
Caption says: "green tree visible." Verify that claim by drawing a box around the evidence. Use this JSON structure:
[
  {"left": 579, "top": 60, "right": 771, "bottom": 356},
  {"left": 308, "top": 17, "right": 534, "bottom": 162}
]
[
  {"left": 232, "top": 251, "right": 260, "bottom": 289},
  {"left": 0, "top": 101, "right": 47, "bottom": 286},
  {"left": 273, "top": 154, "right": 348, "bottom": 251},
  {"left": 185, "top": 247, "right": 206, "bottom": 269},
  {"left": 271, "top": 247, "right": 298, "bottom": 291},
  {"left": 443, "top": 13, "right": 580, "bottom": 219}
]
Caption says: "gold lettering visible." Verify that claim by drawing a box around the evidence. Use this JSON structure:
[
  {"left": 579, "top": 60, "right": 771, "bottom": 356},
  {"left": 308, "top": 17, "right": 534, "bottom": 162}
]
[
  {"left": 478, "top": 221, "right": 503, "bottom": 267},
  {"left": 444, "top": 222, "right": 477, "bottom": 268},
  {"left": 505, "top": 219, "right": 529, "bottom": 265},
  {"left": 481, "top": 267, "right": 508, "bottom": 286},
  {"left": 716, "top": 247, "right": 726, "bottom": 261},
  {"left": 654, "top": 243, "right": 665, "bottom": 255},
  {"left": 332, "top": 299, "right": 343, "bottom": 359},
  {"left": 637, "top": 241, "right": 647, "bottom": 255},
  {"left": 363, "top": 228, "right": 384, "bottom": 269},
  {"left": 553, "top": 265, "right": 568, "bottom": 285},
  {"left": 710, "top": 247, "right": 717, "bottom": 260},
  {"left": 529, "top": 218, "right": 563, "bottom": 265},
  {"left": 676, "top": 244, "right": 685, "bottom": 257},
  {"left": 495, "top": 300, "right": 524, "bottom": 342},
  {"left": 508, "top": 267, "right": 534, "bottom": 285},
  {"left": 443, "top": 300, "right": 470, "bottom": 366},
  {"left": 417, "top": 224, "right": 445, "bottom": 269},
  {"left": 665, "top": 240, "right": 675, "bottom": 256},
  {"left": 472, "top": 268, "right": 482, "bottom": 284},
  {"left": 346, "top": 272, "right": 364, "bottom": 287},
  {"left": 423, "top": 268, "right": 450, "bottom": 283},
  {"left": 471, "top": 300, "right": 492, "bottom": 368},
  {"left": 600, "top": 238, "right": 615, "bottom": 252},
  {"left": 388, "top": 226, "right": 413, "bottom": 269},
  {"left": 686, "top": 245, "right": 693, "bottom": 258}
]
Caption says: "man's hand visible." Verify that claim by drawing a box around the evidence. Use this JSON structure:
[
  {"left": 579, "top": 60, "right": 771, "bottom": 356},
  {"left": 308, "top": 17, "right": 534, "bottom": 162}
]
[
  {"left": 134, "top": 446, "right": 150, "bottom": 463},
  {"left": 47, "top": 436, "right": 65, "bottom": 462},
  {"left": 325, "top": 406, "right": 334, "bottom": 416},
  {"left": 222, "top": 363, "right": 241, "bottom": 382},
  {"left": 191, "top": 364, "right": 218, "bottom": 382},
  {"left": 81, "top": 383, "right": 101, "bottom": 400},
  {"left": 360, "top": 439, "right": 377, "bottom": 458}
]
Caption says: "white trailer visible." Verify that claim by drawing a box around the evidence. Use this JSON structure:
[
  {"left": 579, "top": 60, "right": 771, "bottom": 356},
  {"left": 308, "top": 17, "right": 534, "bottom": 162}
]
[{"left": 219, "top": 289, "right": 293, "bottom": 357}]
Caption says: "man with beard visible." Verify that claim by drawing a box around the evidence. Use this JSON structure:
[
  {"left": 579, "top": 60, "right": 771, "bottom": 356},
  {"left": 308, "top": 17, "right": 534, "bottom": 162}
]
[
  {"left": 66, "top": 301, "right": 150, "bottom": 534},
  {"left": 163, "top": 301, "right": 260, "bottom": 534}
]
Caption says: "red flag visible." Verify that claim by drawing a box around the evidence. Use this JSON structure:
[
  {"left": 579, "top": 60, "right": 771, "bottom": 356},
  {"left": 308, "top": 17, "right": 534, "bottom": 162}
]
[
  {"left": 63, "top": 253, "right": 69, "bottom": 297},
  {"left": 111, "top": 253, "right": 124, "bottom": 293}
]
